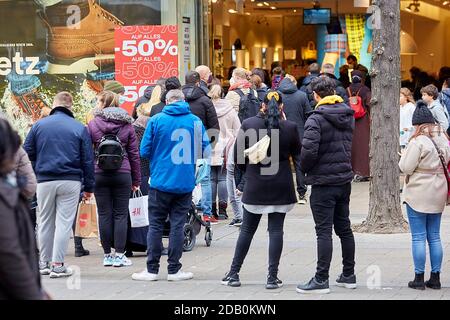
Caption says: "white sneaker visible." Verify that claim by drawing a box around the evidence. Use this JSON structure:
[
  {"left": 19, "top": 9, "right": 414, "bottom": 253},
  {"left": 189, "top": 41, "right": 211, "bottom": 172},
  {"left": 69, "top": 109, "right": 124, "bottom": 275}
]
[
  {"left": 103, "top": 254, "right": 114, "bottom": 267},
  {"left": 132, "top": 270, "right": 159, "bottom": 281},
  {"left": 49, "top": 265, "right": 73, "bottom": 278},
  {"left": 167, "top": 270, "right": 194, "bottom": 281},
  {"left": 113, "top": 254, "right": 132, "bottom": 267}
]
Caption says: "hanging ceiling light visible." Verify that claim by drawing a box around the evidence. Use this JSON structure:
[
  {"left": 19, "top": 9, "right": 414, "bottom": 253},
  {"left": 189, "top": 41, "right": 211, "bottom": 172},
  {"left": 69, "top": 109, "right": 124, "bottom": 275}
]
[
  {"left": 400, "top": 30, "right": 418, "bottom": 55},
  {"left": 405, "top": 0, "right": 420, "bottom": 13}
]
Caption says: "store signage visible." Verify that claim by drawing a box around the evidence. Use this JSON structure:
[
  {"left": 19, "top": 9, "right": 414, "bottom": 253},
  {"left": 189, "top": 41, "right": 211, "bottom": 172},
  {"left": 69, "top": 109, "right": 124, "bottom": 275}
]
[
  {"left": 114, "top": 25, "right": 179, "bottom": 113},
  {"left": 182, "top": 17, "right": 191, "bottom": 67},
  {"left": 0, "top": 52, "right": 40, "bottom": 76}
]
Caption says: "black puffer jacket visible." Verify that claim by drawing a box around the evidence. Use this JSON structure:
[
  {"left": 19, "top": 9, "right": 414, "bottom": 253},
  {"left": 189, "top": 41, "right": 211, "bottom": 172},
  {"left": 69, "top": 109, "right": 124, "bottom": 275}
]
[
  {"left": 278, "top": 78, "right": 312, "bottom": 141},
  {"left": 301, "top": 100, "right": 355, "bottom": 185}
]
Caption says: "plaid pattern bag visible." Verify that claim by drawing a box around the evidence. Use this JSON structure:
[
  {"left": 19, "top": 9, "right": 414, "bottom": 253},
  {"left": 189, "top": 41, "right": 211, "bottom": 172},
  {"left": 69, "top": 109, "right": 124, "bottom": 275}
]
[
  {"left": 345, "top": 14, "right": 365, "bottom": 61},
  {"left": 324, "top": 34, "right": 348, "bottom": 53}
]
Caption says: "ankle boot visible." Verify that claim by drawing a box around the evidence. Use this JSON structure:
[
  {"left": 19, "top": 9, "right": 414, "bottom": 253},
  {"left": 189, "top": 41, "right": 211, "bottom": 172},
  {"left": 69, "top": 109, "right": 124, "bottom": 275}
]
[
  {"left": 408, "top": 273, "right": 425, "bottom": 290},
  {"left": 425, "top": 272, "right": 441, "bottom": 289},
  {"left": 74, "top": 237, "right": 90, "bottom": 257},
  {"left": 211, "top": 202, "right": 218, "bottom": 219},
  {"left": 218, "top": 202, "right": 228, "bottom": 220}
]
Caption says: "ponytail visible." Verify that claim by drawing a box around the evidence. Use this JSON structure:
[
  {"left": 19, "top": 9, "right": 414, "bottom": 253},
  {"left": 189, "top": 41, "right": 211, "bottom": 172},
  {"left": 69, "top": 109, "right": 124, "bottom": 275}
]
[{"left": 263, "top": 91, "right": 282, "bottom": 136}]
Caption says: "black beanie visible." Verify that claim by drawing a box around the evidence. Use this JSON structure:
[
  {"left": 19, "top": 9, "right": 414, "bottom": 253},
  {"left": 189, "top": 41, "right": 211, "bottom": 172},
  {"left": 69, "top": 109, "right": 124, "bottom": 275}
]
[{"left": 412, "top": 100, "right": 436, "bottom": 126}]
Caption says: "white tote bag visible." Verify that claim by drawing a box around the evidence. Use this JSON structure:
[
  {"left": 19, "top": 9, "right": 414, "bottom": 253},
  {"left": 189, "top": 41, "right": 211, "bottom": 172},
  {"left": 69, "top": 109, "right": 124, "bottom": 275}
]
[{"left": 129, "top": 190, "right": 149, "bottom": 228}]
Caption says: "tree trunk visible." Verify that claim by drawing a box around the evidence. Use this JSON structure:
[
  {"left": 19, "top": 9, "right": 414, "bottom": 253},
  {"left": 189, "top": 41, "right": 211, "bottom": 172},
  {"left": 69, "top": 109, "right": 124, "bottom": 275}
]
[{"left": 353, "top": 0, "right": 408, "bottom": 234}]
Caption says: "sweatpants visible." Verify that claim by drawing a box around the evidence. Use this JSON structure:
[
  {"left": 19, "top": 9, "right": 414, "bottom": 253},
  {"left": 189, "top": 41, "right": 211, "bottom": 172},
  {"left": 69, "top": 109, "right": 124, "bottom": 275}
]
[{"left": 37, "top": 180, "right": 81, "bottom": 263}]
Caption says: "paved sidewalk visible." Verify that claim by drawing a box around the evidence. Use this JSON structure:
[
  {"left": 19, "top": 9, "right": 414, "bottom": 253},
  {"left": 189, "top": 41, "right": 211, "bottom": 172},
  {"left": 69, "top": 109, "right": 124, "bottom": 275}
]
[{"left": 42, "top": 182, "right": 450, "bottom": 300}]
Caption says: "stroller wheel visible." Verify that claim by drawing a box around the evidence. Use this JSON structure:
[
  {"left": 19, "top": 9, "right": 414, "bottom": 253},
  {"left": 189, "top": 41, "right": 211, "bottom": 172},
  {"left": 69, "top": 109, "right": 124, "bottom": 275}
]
[
  {"left": 183, "top": 224, "right": 196, "bottom": 252},
  {"left": 205, "top": 228, "right": 213, "bottom": 247}
]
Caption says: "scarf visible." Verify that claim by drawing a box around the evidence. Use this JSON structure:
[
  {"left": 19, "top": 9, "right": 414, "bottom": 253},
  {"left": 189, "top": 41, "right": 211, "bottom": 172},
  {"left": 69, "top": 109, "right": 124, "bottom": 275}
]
[{"left": 229, "top": 80, "right": 252, "bottom": 92}]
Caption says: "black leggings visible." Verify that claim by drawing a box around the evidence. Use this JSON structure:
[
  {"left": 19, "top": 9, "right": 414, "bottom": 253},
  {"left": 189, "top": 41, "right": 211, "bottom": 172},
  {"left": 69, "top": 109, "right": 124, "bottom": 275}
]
[
  {"left": 95, "top": 173, "right": 132, "bottom": 254},
  {"left": 230, "top": 208, "right": 286, "bottom": 277}
]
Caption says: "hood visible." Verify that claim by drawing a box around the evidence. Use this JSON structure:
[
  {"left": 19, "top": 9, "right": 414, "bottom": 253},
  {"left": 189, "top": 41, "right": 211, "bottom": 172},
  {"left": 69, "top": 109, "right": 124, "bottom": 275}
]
[
  {"left": 182, "top": 84, "right": 206, "bottom": 102},
  {"left": 94, "top": 107, "right": 134, "bottom": 124},
  {"left": 213, "top": 99, "right": 235, "bottom": 118},
  {"left": 162, "top": 100, "right": 192, "bottom": 116},
  {"left": 442, "top": 88, "right": 450, "bottom": 99},
  {"left": 278, "top": 78, "right": 298, "bottom": 94},
  {"left": 302, "top": 74, "right": 319, "bottom": 87},
  {"left": 312, "top": 103, "right": 354, "bottom": 130}
]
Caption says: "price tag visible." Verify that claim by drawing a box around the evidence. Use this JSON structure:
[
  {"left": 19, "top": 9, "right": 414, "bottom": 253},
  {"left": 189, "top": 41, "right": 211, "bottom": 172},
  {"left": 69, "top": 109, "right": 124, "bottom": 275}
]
[{"left": 114, "top": 25, "right": 179, "bottom": 114}]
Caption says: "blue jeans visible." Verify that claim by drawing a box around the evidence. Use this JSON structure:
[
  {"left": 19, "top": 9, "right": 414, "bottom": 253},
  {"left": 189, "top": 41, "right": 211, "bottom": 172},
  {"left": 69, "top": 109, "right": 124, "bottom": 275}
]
[
  {"left": 200, "top": 161, "right": 212, "bottom": 216},
  {"left": 146, "top": 188, "right": 191, "bottom": 274},
  {"left": 226, "top": 167, "right": 243, "bottom": 220},
  {"left": 406, "top": 204, "right": 443, "bottom": 274}
]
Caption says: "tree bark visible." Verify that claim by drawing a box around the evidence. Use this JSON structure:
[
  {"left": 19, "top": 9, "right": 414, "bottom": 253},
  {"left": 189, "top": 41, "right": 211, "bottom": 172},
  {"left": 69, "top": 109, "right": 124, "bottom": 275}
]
[{"left": 353, "top": 0, "right": 408, "bottom": 234}]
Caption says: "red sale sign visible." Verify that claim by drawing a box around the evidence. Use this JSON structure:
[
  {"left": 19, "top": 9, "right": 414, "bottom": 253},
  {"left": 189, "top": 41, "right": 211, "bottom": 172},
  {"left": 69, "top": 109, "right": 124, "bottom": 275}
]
[{"left": 114, "top": 25, "right": 179, "bottom": 113}]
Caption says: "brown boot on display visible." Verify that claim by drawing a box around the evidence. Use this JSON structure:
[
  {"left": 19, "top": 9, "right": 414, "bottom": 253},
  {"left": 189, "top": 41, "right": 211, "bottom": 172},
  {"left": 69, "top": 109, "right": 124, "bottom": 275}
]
[{"left": 38, "top": 0, "right": 123, "bottom": 74}]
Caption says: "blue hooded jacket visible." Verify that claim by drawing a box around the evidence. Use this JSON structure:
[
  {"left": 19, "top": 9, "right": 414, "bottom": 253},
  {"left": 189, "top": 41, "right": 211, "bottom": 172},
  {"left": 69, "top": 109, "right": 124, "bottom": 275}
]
[{"left": 140, "top": 100, "right": 210, "bottom": 194}]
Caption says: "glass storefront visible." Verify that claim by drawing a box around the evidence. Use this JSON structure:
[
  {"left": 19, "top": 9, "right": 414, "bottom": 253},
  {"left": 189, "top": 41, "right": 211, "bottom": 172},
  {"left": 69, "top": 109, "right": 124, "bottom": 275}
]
[{"left": 0, "top": 0, "right": 203, "bottom": 138}]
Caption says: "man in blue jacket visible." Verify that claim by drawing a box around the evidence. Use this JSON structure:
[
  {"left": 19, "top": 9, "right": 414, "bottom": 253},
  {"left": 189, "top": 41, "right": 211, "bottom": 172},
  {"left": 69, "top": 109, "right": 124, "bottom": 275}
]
[
  {"left": 133, "top": 89, "right": 210, "bottom": 282},
  {"left": 24, "top": 92, "right": 95, "bottom": 279}
]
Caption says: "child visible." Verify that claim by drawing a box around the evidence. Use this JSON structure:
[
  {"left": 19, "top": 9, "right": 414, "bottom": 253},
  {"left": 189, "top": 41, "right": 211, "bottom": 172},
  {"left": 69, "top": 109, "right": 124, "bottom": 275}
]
[{"left": 421, "top": 84, "right": 449, "bottom": 131}]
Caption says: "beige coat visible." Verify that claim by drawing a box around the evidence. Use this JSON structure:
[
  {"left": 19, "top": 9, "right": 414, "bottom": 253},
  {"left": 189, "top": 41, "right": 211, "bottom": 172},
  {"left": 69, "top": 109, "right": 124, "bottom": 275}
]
[
  {"left": 210, "top": 99, "right": 241, "bottom": 166},
  {"left": 399, "top": 130, "right": 450, "bottom": 213},
  {"left": 225, "top": 87, "right": 258, "bottom": 113}
]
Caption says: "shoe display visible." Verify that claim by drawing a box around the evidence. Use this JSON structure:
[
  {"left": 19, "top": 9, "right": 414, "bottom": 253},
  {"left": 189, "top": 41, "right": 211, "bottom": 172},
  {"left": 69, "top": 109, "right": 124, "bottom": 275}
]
[
  {"left": 296, "top": 277, "right": 330, "bottom": 294},
  {"left": 335, "top": 274, "right": 357, "bottom": 289},
  {"left": 221, "top": 272, "right": 241, "bottom": 287},
  {"left": 167, "top": 270, "right": 194, "bottom": 281},
  {"left": 38, "top": 0, "right": 124, "bottom": 74},
  {"left": 49, "top": 265, "right": 73, "bottom": 278}
]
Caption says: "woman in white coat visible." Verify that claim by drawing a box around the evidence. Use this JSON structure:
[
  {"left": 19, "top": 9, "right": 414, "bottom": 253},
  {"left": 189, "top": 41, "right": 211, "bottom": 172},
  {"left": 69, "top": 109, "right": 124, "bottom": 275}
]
[{"left": 399, "top": 100, "right": 450, "bottom": 291}]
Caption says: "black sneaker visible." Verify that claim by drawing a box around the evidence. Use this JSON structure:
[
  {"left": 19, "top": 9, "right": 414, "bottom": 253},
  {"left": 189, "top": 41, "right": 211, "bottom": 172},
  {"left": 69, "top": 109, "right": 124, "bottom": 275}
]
[
  {"left": 296, "top": 277, "right": 330, "bottom": 294},
  {"left": 266, "top": 275, "right": 283, "bottom": 289},
  {"left": 228, "top": 218, "right": 242, "bottom": 227},
  {"left": 336, "top": 274, "right": 357, "bottom": 289},
  {"left": 221, "top": 272, "right": 241, "bottom": 287}
]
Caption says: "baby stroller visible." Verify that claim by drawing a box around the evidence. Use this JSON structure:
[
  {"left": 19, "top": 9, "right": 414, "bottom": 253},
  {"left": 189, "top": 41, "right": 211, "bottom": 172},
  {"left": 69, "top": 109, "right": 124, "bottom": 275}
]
[
  {"left": 162, "top": 159, "right": 213, "bottom": 252},
  {"left": 162, "top": 202, "right": 212, "bottom": 252}
]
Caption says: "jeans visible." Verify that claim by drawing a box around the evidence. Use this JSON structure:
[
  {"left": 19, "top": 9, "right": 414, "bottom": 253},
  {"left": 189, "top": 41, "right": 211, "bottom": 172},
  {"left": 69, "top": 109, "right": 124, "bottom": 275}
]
[
  {"left": 310, "top": 183, "right": 355, "bottom": 282},
  {"left": 211, "top": 166, "right": 228, "bottom": 204},
  {"left": 200, "top": 161, "right": 212, "bottom": 216},
  {"left": 406, "top": 204, "right": 443, "bottom": 274},
  {"left": 95, "top": 173, "right": 132, "bottom": 254},
  {"left": 226, "top": 167, "right": 243, "bottom": 220},
  {"left": 36, "top": 180, "right": 81, "bottom": 263},
  {"left": 146, "top": 188, "right": 191, "bottom": 274},
  {"left": 293, "top": 154, "right": 307, "bottom": 197},
  {"left": 230, "top": 209, "right": 286, "bottom": 276}
]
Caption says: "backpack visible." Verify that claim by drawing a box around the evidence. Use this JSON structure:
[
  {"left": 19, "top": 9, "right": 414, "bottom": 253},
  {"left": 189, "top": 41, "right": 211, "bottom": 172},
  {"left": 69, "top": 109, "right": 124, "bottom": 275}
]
[
  {"left": 235, "top": 88, "right": 261, "bottom": 122},
  {"left": 95, "top": 129, "right": 125, "bottom": 171},
  {"left": 347, "top": 88, "right": 366, "bottom": 119}
]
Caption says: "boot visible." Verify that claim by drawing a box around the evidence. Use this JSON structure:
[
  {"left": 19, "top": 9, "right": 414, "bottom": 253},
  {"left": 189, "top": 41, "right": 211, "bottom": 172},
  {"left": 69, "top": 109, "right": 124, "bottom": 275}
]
[
  {"left": 408, "top": 273, "right": 425, "bottom": 290},
  {"left": 38, "top": 0, "right": 123, "bottom": 73},
  {"left": 218, "top": 201, "right": 228, "bottom": 220},
  {"left": 425, "top": 272, "right": 441, "bottom": 289},
  {"left": 211, "top": 202, "right": 218, "bottom": 220},
  {"left": 74, "top": 237, "right": 90, "bottom": 257}
]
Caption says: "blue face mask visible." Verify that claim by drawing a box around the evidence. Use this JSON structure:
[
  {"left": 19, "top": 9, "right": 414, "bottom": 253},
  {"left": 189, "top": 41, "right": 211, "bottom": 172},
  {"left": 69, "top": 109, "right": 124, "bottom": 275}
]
[{"left": 118, "top": 95, "right": 127, "bottom": 106}]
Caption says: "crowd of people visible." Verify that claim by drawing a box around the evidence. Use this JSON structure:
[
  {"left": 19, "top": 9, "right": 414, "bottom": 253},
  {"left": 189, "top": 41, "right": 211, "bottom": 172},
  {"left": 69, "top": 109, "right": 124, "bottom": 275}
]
[{"left": 1, "top": 56, "right": 450, "bottom": 299}]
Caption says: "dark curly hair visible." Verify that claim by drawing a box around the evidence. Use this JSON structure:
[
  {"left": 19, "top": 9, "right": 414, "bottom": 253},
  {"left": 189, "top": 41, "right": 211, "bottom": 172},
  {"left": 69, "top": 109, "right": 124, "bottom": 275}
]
[{"left": 310, "top": 76, "right": 336, "bottom": 98}]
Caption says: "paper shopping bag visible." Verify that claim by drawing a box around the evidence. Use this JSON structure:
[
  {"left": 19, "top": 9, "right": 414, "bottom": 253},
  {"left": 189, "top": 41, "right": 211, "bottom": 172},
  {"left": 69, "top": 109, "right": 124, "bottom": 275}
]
[
  {"left": 129, "top": 190, "right": 149, "bottom": 228},
  {"left": 301, "top": 41, "right": 318, "bottom": 60},
  {"left": 75, "top": 198, "right": 98, "bottom": 238}
]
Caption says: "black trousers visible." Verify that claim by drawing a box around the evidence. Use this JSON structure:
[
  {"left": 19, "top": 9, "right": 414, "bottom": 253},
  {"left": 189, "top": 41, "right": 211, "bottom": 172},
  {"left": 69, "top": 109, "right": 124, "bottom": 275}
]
[
  {"left": 230, "top": 209, "right": 286, "bottom": 277},
  {"left": 310, "top": 183, "right": 355, "bottom": 282},
  {"left": 95, "top": 173, "right": 132, "bottom": 254},
  {"left": 293, "top": 154, "right": 307, "bottom": 197}
]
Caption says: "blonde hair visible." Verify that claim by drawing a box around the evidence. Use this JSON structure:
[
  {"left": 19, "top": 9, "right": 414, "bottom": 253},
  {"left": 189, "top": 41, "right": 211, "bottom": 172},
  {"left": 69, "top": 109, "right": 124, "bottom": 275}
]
[
  {"left": 285, "top": 74, "right": 297, "bottom": 85},
  {"left": 232, "top": 67, "right": 248, "bottom": 80},
  {"left": 208, "top": 84, "right": 222, "bottom": 100},
  {"left": 250, "top": 74, "right": 262, "bottom": 89},
  {"left": 400, "top": 87, "right": 415, "bottom": 104},
  {"left": 141, "top": 85, "right": 163, "bottom": 115},
  {"left": 410, "top": 123, "right": 445, "bottom": 141}
]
